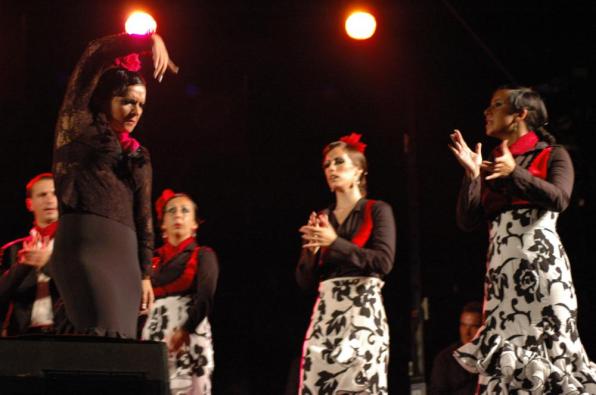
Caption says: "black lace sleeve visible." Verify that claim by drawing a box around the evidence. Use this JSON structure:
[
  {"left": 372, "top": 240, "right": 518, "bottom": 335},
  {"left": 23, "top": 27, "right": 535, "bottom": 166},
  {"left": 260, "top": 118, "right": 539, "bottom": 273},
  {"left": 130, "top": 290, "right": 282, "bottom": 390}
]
[{"left": 133, "top": 147, "right": 154, "bottom": 277}]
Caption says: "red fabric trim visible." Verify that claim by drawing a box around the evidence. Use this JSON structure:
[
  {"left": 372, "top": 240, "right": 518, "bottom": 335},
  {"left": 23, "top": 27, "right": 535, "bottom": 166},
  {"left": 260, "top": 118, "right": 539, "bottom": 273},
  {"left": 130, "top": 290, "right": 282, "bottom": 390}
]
[
  {"left": 511, "top": 147, "right": 552, "bottom": 205},
  {"left": 351, "top": 200, "right": 376, "bottom": 248},
  {"left": 153, "top": 246, "right": 200, "bottom": 298},
  {"left": 508, "top": 131, "right": 539, "bottom": 156},
  {"left": 34, "top": 221, "right": 58, "bottom": 239},
  {"left": 161, "top": 237, "right": 195, "bottom": 263}
]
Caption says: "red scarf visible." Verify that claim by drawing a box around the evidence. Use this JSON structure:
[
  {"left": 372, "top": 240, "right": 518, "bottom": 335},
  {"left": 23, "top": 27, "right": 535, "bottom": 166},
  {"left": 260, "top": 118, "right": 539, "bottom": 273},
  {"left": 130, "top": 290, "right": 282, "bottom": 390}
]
[
  {"left": 117, "top": 132, "right": 140, "bottom": 154},
  {"left": 152, "top": 237, "right": 200, "bottom": 298},
  {"left": 492, "top": 131, "right": 539, "bottom": 157},
  {"left": 33, "top": 221, "right": 58, "bottom": 239}
]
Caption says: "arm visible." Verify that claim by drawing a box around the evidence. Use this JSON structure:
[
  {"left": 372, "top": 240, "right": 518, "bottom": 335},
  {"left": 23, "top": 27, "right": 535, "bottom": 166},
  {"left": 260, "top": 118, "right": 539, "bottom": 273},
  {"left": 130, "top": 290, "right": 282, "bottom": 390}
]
[
  {"left": 182, "top": 248, "right": 219, "bottom": 332},
  {"left": 54, "top": 34, "right": 154, "bottom": 150},
  {"left": 0, "top": 242, "right": 35, "bottom": 308},
  {"left": 324, "top": 201, "right": 396, "bottom": 275},
  {"left": 134, "top": 150, "right": 154, "bottom": 278},
  {"left": 295, "top": 248, "right": 320, "bottom": 292},
  {"left": 506, "top": 146, "right": 574, "bottom": 212},
  {"left": 456, "top": 175, "right": 484, "bottom": 231}
]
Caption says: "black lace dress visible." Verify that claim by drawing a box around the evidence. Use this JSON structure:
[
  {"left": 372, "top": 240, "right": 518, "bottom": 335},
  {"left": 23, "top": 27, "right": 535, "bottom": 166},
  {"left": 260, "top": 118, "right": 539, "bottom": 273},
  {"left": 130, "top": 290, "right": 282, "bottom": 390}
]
[{"left": 50, "top": 34, "right": 155, "bottom": 338}]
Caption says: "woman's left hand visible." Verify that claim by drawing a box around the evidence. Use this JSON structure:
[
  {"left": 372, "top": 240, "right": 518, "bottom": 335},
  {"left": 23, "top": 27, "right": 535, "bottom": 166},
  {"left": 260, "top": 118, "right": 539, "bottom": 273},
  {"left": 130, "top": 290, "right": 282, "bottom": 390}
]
[
  {"left": 150, "top": 34, "right": 179, "bottom": 82},
  {"left": 168, "top": 328, "right": 190, "bottom": 353},
  {"left": 485, "top": 141, "right": 517, "bottom": 180},
  {"left": 140, "top": 278, "right": 155, "bottom": 314},
  {"left": 300, "top": 214, "right": 338, "bottom": 248}
]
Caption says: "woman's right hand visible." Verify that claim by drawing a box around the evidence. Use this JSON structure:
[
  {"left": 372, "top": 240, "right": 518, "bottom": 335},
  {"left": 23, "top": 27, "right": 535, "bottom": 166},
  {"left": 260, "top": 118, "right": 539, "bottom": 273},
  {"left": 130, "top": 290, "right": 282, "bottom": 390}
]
[
  {"left": 449, "top": 129, "right": 482, "bottom": 179},
  {"left": 299, "top": 211, "right": 320, "bottom": 255},
  {"left": 150, "top": 34, "right": 179, "bottom": 82}
]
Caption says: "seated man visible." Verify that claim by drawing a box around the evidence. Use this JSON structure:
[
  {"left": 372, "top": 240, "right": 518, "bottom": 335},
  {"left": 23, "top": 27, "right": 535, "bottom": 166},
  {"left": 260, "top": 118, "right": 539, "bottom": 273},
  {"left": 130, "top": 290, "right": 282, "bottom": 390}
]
[
  {"left": 0, "top": 173, "right": 60, "bottom": 335},
  {"left": 429, "top": 301, "right": 482, "bottom": 395}
]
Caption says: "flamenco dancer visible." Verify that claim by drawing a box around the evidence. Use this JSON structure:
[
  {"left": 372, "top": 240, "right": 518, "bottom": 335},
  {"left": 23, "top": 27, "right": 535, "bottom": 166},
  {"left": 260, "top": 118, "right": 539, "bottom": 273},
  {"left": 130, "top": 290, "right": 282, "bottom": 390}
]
[
  {"left": 449, "top": 86, "right": 596, "bottom": 393},
  {"left": 50, "top": 32, "right": 178, "bottom": 338},
  {"left": 142, "top": 190, "right": 218, "bottom": 395},
  {"left": 296, "top": 133, "right": 396, "bottom": 394}
]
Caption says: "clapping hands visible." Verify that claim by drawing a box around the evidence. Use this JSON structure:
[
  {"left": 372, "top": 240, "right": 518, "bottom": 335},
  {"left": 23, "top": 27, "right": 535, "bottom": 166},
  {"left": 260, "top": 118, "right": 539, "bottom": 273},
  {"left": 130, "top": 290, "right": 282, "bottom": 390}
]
[
  {"left": 299, "top": 212, "right": 338, "bottom": 254},
  {"left": 18, "top": 234, "right": 52, "bottom": 270},
  {"left": 449, "top": 130, "right": 516, "bottom": 180}
]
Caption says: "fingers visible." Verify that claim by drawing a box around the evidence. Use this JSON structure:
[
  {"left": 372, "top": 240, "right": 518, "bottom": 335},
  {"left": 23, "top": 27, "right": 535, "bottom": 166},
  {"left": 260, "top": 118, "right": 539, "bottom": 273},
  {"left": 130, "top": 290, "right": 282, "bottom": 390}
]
[
  {"left": 475, "top": 142, "right": 482, "bottom": 156},
  {"left": 317, "top": 213, "right": 330, "bottom": 227},
  {"left": 168, "top": 59, "right": 179, "bottom": 74},
  {"left": 501, "top": 140, "right": 510, "bottom": 153}
]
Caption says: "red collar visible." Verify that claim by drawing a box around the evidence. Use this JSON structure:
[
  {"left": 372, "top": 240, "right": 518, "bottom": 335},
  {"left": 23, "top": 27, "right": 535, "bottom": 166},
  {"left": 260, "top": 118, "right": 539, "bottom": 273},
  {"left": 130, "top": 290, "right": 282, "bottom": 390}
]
[
  {"left": 33, "top": 221, "right": 58, "bottom": 239},
  {"left": 161, "top": 237, "right": 195, "bottom": 262},
  {"left": 508, "top": 131, "right": 539, "bottom": 156}
]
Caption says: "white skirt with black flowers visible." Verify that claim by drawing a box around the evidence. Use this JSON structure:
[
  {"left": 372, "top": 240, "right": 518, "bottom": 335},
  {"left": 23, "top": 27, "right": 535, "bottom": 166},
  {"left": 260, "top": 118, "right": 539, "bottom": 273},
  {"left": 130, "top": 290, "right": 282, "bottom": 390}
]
[
  {"left": 299, "top": 276, "right": 389, "bottom": 395},
  {"left": 142, "top": 295, "right": 214, "bottom": 395},
  {"left": 454, "top": 208, "right": 596, "bottom": 395}
]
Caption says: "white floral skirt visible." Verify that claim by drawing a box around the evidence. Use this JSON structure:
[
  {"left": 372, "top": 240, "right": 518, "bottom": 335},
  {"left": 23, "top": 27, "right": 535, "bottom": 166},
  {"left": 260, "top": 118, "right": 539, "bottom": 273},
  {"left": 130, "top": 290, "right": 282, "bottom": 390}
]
[
  {"left": 142, "top": 295, "right": 214, "bottom": 395},
  {"left": 299, "top": 276, "right": 389, "bottom": 395},
  {"left": 454, "top": 208, "right": 596, "bottom": 394}
]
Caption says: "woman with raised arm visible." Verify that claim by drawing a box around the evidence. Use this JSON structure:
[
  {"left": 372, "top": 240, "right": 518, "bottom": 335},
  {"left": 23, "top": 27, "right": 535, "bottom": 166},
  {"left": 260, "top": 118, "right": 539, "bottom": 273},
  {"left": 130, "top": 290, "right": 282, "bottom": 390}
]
[
  {"left": 142, "top": 189, "right": 218, "bottom": 395},
  {"left": 296, "top": 133, "right": 396, "bottom": 395},
  {"left": 50, "top": 32, "right": 178, "bottom": 338},
  {"left": 449, "top": 86, "right": 596, "bottom": 393}
]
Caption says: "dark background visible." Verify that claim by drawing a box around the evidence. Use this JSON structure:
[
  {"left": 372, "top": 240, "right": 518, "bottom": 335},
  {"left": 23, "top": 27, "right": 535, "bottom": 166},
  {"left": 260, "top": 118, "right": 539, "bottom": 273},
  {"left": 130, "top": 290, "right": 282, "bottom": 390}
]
[{"left": 1, "top": 0, "right": 594, "bottom": 393}]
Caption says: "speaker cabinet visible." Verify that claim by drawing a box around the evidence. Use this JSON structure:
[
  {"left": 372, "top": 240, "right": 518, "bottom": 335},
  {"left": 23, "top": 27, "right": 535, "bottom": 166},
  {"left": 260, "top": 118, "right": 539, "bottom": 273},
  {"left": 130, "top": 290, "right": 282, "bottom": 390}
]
[{"left": 0, "top": 336, "right": 169, "bottom": 394}]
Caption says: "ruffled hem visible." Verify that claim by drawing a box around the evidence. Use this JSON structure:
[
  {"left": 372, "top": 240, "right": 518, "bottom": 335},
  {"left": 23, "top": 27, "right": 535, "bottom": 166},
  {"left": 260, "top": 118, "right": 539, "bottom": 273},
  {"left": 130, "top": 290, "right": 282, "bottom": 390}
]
[
  {"left": 454, "top": 334, "right": 596, "bottom": 395},
  {"left": 54, "top": 318, "right": 129, "bottom": 339}
]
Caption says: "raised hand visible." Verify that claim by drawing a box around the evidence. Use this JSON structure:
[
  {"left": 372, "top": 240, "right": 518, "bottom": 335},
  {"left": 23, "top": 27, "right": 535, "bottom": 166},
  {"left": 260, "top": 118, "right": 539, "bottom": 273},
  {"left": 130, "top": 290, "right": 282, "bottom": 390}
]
[
  {"left": 300, "top": 213, "right": 338, "bottom": 249},
  {"left": 449, "top": 129, "right": 483, "bottom": 179},
  {"left": 299, "top": 212, "right": 321, "bottom": 254},
  {"left": 485, "top": 141, "right": 516, "bottom": 180},
  {"left": 18, "top": 235, "right": 51, "bottom": 270},
  {"left": 150, "top": 34, "right": 179, "bottom": 82}
]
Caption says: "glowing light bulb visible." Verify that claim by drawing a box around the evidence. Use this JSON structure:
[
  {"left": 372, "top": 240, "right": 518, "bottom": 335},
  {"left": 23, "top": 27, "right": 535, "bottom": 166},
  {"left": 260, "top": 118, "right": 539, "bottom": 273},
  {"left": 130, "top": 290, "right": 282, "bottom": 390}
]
[
  {"left": 345, "top": 11, "right": 377, "bottom": 40},
  {"left": 125, "top": 11, "right": 157, "bottom": 35}
]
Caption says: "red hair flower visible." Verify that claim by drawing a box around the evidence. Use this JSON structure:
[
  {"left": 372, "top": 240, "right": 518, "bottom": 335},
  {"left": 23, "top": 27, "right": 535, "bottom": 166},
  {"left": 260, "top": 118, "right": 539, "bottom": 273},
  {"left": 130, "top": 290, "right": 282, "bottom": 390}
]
[
  {"left": 115, "top": 53, "right": 142, "bottom": 72},
  {"left": 155, "top": 189, "right": 176, "bottom": 222},
  {"left": 340, "top": 132, "right": 367, "bottom": 153}
]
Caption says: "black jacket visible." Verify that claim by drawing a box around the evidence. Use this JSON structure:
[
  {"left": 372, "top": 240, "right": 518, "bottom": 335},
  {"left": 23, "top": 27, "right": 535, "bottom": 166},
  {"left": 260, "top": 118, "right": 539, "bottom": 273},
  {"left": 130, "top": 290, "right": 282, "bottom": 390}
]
[{"left": 0, "top": 237, "right": 60, "bottom": 335}]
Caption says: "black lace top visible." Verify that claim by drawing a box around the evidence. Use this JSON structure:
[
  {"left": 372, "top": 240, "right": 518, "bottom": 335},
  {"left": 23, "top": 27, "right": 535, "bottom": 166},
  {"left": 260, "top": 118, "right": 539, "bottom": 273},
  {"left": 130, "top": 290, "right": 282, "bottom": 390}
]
[{"left": 52, "top": 34, "right": 155, "bottom": 276}]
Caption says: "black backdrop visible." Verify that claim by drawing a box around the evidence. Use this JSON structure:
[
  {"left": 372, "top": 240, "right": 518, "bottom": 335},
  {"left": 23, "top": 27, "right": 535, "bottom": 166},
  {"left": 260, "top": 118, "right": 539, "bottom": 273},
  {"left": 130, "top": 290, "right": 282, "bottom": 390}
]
[{"left": 1, "top": 1, "right": 594, "bottom": 393}]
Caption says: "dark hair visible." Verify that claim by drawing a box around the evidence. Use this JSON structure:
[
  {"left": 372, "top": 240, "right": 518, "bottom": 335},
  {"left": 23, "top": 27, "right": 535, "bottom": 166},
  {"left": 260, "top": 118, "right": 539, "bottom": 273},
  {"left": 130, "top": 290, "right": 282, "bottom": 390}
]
[
  {"left": 322, "top": 141, "right": 368, "bottom": 196},
  {"left": 89, "top": 68, "right": 146, "bottom": 118},
  {"left": 461, "top": 301, "right": 482, "bottom": 316},
  {"left": 26, "top": 172, "right": 53, "bottom": 198},
  {"left": 498, "top": 85, "right": 556, "bottom": 144}
]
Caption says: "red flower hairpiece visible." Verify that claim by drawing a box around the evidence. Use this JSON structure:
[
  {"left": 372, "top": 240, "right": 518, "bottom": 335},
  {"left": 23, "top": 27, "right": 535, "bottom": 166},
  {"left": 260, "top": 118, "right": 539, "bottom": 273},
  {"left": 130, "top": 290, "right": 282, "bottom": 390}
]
[
  {"left": 115, "top": 53, "right": 142, "bottom": 72},
  {"left": 155, "top": 189, "right": 176, "bottom": 222},
  {"left": 340, "top": 132, "right": 367, "bottom": 153}
]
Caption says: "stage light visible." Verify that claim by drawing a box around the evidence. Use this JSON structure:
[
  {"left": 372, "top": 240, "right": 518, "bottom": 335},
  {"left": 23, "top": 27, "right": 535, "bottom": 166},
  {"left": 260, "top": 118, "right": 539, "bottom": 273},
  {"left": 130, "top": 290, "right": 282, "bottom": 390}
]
[
  {"left": 345, "top": 11, "right": 377, "bottom": 40},
  {"left": 125, "top": 11, "right": 157, "bottom": 35}
]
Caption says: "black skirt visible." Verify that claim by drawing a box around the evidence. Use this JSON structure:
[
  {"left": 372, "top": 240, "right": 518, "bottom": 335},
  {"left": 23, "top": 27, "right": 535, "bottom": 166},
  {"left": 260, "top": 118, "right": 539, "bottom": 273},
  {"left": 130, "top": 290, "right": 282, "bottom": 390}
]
[{"left": 50, "top": 213, "right": 141, "bottom": 338}]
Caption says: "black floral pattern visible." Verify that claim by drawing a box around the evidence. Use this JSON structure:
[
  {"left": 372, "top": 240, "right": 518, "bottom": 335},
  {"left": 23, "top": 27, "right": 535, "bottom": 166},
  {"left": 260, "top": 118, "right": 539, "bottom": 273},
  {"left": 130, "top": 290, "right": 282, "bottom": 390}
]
[
  {"left": 454, "top": 208, "right": 596, "bottom": 394},
  {"left": 513, "top": 259, "right": 541, "bottom": 303},
  {"left": 142, "top": 295, "right": 214, "bottom": 394},
  {"left": 300, "top": 277, "right": 389, "bottom": 395}
]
